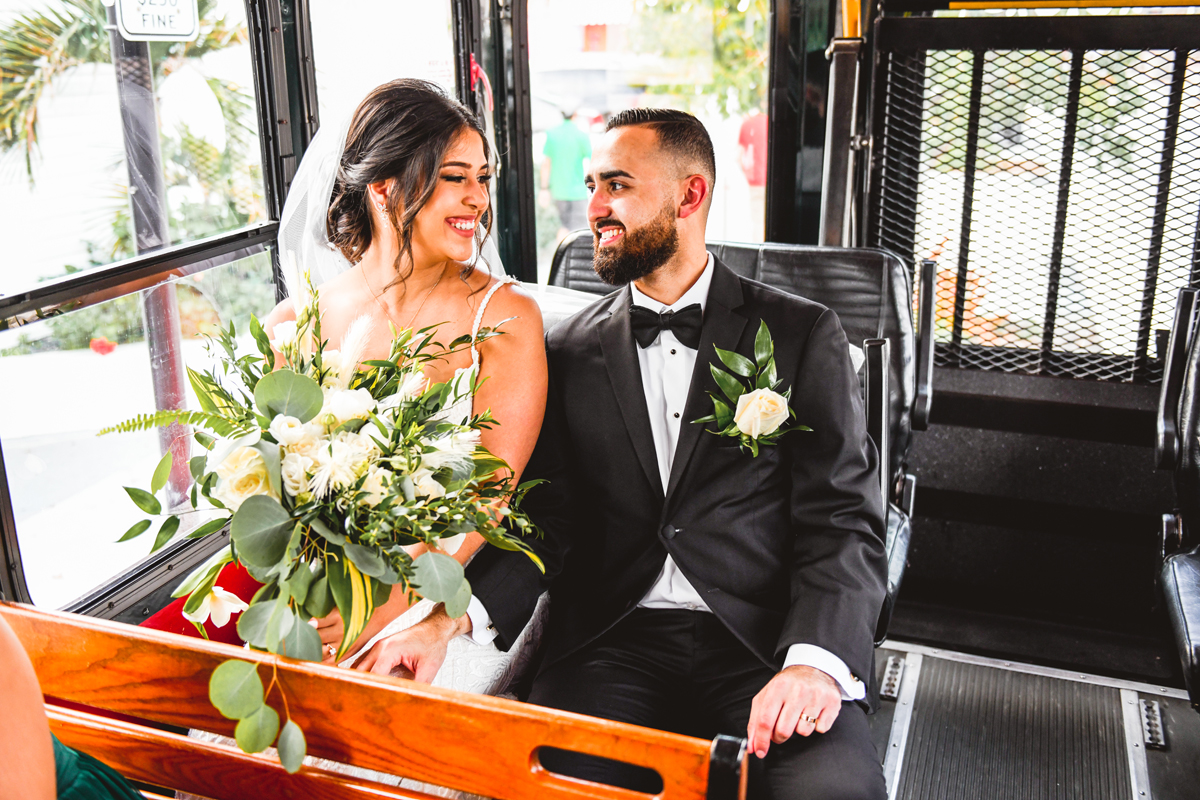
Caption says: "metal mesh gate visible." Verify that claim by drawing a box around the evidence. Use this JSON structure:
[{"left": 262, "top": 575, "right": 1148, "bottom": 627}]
[{"left": 868, "top": 17, "right": 1200, "bottom": 383}]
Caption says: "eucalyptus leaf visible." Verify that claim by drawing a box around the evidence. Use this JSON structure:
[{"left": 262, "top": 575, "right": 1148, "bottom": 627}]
[
  {"left": 235, "top": 704, "right": 280, "bottom": 754},
  {"left": 310, "top": 518, "right": 346, "bottom": 545},
  {"left": 444, "top": 577, "right": 472, "bottom": 619},
  {"left": 254, "top": 369, "right": 324, "bottom": 423},
  {"left": 150, "top": 451, "right": 174, "bottom": 495},
  {"left": 303, "top": 575, "right": 335, "bottom": 619},
  {"left": 117, "top": 519, "right": 152, "bottom": 543},
  {"left": 344, "top": 542, "right": 388, "bottom": 578},
  {"left": 411, "top": 552, "right": 465, "bottom": 603},
  {"left": 230, "top": 495, "right": 293, "bottom": 567},
  {"left": 124, "top": 486, "right": 161, "bottom": 516},
  {"left": 265, "top": 595, "right": 295, "bottom": 653},
  {"left": 280, "top": 609, "right": 322, "bottom": 662},
  {"left": 237, "top": 600, "right": 274, "bottom": 648},
  {"left": 194, "top": 431, "right": 216, "bottom": 450},
  {"left": 277, "top": 719, "right": 307, "bottom": 774},
  {"left": 288, "top": 563, "right": 315, "bottom": 606},
  {"left": 252, "top": 441, "right": 283, "bottom": 498},
  {"left": 209, "top": 660, "right": 265, "bottom": 720},
  {"left": 714, "top": 347, "right": 755, "bottom": 378},
  {"left": 151, "top": 516, "right": 181, "bottom": 553},
  {"left": 189, "top": 455, "right": 208, "bottom": 480}
]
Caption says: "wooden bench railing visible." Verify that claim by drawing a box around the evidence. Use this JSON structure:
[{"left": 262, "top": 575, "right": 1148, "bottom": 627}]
[{"left": 1, "top": 604, "right": 748, "bottom": 800}]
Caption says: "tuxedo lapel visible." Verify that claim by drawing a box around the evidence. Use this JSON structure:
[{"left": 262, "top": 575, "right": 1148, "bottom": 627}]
[
  {"left": 598, "top": 288, "right": 665, "bottom": 497},
  {"left": 664, "top": 258, "right": 747, "bottom": 506}
]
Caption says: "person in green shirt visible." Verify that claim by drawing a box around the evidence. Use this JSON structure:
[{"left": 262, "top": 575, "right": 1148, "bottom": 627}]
[
  {"left": 1, "top": 612, "right": 143, "bottom": 800},
  {"left": 540, "top": 110, "right": 592, "bottom": 235}
]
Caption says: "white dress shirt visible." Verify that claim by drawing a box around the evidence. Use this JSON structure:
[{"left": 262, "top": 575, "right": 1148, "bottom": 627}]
[{"left": 468, "top": 254, "right": 862, "bottom": 700}]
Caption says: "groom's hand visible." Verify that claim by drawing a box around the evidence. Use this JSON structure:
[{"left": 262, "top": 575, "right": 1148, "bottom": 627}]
[
  {"left": 747, "top": 665, "right": 841, "bottom": 758},
  {"left": 352, "top": 604, "right": 471, "bottom": 683}
]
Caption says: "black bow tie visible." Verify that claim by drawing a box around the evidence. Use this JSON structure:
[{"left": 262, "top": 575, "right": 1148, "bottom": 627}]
[{"left": 629, "top": 303, "right": 703, "bottom": 349}]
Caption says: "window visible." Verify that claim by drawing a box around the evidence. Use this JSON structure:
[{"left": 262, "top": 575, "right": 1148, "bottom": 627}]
[
  {"left": 308, "top": 0, "right": 456, "bottom": 123},
  {"left": 0, "top": 0, "right": 267, "bottom": 297},
  {"left": 1, "top": 253, "right": 276, "bottom": 608},
  {"left": 527, "top": 0, "right": 772, "bottom": 281}
]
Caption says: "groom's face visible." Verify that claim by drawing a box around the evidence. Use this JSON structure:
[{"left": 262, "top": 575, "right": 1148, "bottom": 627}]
[{"left": 586, "top": 126, "right": 681, "bottom": 285}]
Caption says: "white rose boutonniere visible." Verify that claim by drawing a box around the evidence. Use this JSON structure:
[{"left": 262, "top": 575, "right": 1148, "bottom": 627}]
[{"left": 693, "top": 320, "right": 811, "bottom": 456}]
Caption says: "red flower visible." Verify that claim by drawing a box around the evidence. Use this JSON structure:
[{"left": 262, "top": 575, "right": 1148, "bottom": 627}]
[{"left": 89, "top": 336, "right": 117, "bottom": 355}]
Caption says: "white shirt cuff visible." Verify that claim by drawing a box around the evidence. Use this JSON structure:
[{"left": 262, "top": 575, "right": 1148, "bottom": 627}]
[
  {"left": 464, "top": 595, "right": 499, "bottom": 646},
  {"left": 782, "top": 644, "right": 865, "bottom": 701}
]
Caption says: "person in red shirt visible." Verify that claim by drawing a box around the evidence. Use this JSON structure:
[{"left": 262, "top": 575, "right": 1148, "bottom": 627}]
[{"left": 738, "top": 110, "right": 769, "bottom": 240}]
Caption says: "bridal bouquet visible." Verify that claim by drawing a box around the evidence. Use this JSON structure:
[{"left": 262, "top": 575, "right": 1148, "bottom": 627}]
[{"left": 100, "top": 275, "right": 542, "bottom": 769}]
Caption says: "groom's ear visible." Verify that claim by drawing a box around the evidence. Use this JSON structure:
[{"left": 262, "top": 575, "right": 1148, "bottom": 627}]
[{"left": 677, "top": 174, "right": 710, "bottom": 220}]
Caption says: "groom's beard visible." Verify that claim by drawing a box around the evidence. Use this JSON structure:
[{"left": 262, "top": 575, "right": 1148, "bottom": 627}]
[{"left": 592, "top": 203, "right": 680, "bottom": 286}]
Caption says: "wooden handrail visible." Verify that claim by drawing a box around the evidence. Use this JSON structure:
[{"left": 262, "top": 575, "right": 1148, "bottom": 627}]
[{"left": 4, "top": 603, "right": 744, "bottom": 800}]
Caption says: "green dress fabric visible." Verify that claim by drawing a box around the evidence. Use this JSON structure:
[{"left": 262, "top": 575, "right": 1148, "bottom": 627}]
[{"left": 52, "top": 735, "right": 143, "bottom": 800}]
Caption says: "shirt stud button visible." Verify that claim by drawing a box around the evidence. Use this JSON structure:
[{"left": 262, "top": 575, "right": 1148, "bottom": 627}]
[
  {"left": 670, "top": 349, "right": 677, "bottom": 355},
  {"left": 673, "top": 412, "right": 680, "bottom": 419}
]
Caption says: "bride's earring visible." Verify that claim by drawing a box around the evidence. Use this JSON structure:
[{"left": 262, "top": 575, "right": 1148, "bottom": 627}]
[{"left": 376, "top": 202, "right": 386, "bottom": 213}]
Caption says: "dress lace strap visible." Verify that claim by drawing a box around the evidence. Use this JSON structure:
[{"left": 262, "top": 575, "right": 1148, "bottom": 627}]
[{"left": 470, "top": 276, "right": 518, "bottom": 369}]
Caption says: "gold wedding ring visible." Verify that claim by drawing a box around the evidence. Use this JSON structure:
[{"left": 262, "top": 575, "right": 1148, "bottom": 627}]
[{"left": 800, "top": 713, "right": 819, "bottom": 724}]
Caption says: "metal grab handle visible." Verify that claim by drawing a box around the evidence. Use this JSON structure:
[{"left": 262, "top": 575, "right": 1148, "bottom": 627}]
[
  {"left": 912, "top": 259, "right": 936, "bottom": 431},
  {"left": 1156, "top": 288, "right": 1197, "bottom": 470},
  {"left": 864, "top": 338, "right": 891, "bottom": 505}
]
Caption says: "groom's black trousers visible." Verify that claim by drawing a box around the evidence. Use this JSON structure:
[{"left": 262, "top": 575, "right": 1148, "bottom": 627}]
[{"left": 531, "top": 609, "right": 886, "bottom": 800}]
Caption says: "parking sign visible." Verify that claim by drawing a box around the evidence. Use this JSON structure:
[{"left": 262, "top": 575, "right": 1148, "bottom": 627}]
[{"left": 114, "top": 0, "right": 200, "bottom": 43}]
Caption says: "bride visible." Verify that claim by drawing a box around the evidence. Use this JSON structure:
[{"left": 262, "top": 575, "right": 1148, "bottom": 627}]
[{"left": 263, "top": 78, "right": 550, "bottom": 691}]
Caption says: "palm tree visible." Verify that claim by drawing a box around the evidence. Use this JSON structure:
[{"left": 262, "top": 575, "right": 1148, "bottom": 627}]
[{"left": 0, "top": 0, "right": 249, "bottom": 181}]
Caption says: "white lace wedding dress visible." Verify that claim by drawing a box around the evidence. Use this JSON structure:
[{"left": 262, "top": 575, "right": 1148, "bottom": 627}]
[{"left": 185, "top": 276, "right": 554, "bottom": 800}]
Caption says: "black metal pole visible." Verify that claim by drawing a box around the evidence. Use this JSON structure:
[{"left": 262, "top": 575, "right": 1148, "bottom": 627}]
[
  {"left": 1040, "top": 50, "right": 1084, "bottom": 368},
  {"left": 106, "top": 7, "right": 190, "bottom": 504},
  {"left": 1135, "top": 47, "right": 1188, "bottom": 381},
  {"left": 950, "top": 50, "right": 985, "bottom": 365}
]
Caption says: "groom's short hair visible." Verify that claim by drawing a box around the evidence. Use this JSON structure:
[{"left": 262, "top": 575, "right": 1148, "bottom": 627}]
[{"left": 605, "top": 108, "right": 716, "bottom": 190}]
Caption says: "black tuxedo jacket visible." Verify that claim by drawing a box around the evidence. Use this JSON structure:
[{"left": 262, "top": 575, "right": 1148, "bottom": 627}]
[{"left": 467, "top": 256, "right": 887, "bottom": 693}]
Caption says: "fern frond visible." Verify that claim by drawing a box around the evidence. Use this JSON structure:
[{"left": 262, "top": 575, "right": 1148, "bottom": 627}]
[{"left": 98, "top": 410, "right": 253, "bottom": 438}]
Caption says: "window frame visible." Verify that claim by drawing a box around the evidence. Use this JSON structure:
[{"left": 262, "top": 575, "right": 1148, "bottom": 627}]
[{"left": 0, "top": 0, "right": 317, "bottom": 607}]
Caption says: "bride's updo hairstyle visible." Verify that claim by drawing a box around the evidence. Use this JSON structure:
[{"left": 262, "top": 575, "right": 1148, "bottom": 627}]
[{"left": 326, "top": 79, "right": 492, "bottom": 279}]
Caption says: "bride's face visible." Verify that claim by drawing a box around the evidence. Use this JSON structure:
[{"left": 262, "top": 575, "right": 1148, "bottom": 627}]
[{"left": 409, "top": 129, "right": 491, "bottom": 266}]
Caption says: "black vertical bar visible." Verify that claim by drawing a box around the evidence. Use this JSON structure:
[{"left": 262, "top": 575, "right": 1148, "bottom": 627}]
[
  {"left": 0, "top": 439, "right": 32, "bottom": 603},
  {"left": 765, "top": 0, "right": 796, "bottom": 243},
  {"left": 488, "top": 0, "right": 536, "bottom": 282},
  {"left": 950, "top": 50, "right": 985, "bottom": 363},
  {"left": 451, "top": 0, "right": 481, "bottom": 112},
  {"left": 1135, "top": 48, "right": 1188, "bottom": 380},
  {"left": 1040, "top": 50, "right": 1084, "bottom": 365}
]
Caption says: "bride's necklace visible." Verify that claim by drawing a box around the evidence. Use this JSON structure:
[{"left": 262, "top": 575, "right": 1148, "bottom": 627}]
[{"left": 362, "top": 264, "right": 446, "bottom": 331}]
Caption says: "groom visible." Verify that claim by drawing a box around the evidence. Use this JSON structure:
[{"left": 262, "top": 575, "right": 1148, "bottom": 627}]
[{"left": 372, "top": 108, "right": 888, "bottom": 799}]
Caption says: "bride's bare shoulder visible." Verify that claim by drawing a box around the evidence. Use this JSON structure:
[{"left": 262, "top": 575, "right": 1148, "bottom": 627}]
[{"left": 468, "top": 269, "right": 543, "bottom": 337}]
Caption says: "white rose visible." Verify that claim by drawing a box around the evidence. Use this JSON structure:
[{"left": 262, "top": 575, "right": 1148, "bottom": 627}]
[
  {"left": 269, "top": 320, "right": 298, "bottom": 352},
  {"left": 269, "top": 414, "right": 307, "bottom": 446},
  {"left": 360, "top": 467, "right": 390, "bottom": 507},
  {"left": 281, "top": 452, "right": 313, "bottom": 497},
  {"left": 213, "top": 446, "right": 276, "bottom": 511},
  {"left": 285, "top": 422, "right": 325, "bottom": 460},
  {"left": 733, "top": 388, "right": 790, "bottom": 439},
  {"left": 410, "top": 466, "right": 445, "bottom": 499},
  {"left": 327, "top": 388, "right": 377, "bottom": 425}
]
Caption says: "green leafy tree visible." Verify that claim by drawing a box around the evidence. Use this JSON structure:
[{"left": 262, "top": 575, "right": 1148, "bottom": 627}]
[{"left": 626, "top": 0, "right": 770, "bottom": 119}]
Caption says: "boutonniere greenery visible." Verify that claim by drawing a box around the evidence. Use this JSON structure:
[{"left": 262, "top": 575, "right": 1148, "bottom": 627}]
[{"left": 693, "top": 320, "right": 810, "bottom": 456}]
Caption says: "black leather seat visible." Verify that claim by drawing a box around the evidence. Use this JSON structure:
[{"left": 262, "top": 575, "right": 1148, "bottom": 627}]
[
  {"left": 1155, "top": 287, "right": 1200, "bottom": 709},
  {"left": 550, "top": 232, "right": 936, "bottom": 642}
]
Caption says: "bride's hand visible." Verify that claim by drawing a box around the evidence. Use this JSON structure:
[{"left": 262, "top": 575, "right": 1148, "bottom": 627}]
[
  {"left": 353, "top": 604, "right": 470, "bottom": 683},
  {"left": 314, "top": 610, "right": 346, "bottom": 665}
]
